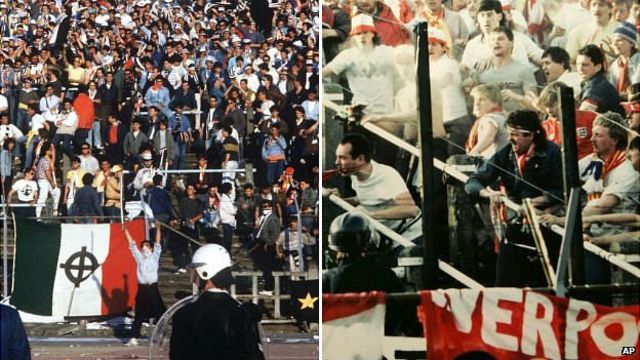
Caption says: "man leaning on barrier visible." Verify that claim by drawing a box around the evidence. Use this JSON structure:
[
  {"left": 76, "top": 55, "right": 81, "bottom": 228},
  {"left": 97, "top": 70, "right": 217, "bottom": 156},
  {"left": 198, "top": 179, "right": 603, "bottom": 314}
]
[
  {"left": 465, "top": 110, "right": 564, "bottom": 287},
  {"left": 326, "top": 133, "right": 422, "bottom": 243}
]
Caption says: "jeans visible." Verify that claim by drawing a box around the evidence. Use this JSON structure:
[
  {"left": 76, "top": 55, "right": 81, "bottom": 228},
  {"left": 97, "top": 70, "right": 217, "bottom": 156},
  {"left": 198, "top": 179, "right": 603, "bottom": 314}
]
[
  {"left": 24, "top": 135, "right": 40, "bottom": 170},
  {"left": 173, "top": 141, "right": 187, "bottom": 169},
  {"left": 222, "top": 223, "right": 234, "bottom": 252},
  {"left": 265, "top": 160, "right": 285, "bottom": 185},
  {"left": 15, "top": 109, "right": 29, "bottom": 134},
  {"left": 87, "top": 120, "right": 102, "bottom": 148},
  {"left": 51, "top": 133, "right": 74, "bottom": 158}
]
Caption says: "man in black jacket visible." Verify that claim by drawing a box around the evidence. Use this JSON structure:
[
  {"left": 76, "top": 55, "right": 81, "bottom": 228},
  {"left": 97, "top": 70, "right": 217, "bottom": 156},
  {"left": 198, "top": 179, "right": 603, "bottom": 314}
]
[
  {"left": 465, "top": 110, "right": 564, "bottom": 287},
  {"left": 170, "top": 244, "right": 264, "bottom": 360}
]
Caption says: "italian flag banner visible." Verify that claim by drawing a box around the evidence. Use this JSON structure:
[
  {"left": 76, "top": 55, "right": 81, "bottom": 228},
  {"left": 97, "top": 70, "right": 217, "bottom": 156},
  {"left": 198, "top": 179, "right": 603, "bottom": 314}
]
[
  {"left": 322, "top": 292, "right": 386, "bottom": 360},
  {"left": 10, "top": 219, "right": 146, "bottom": 317}
]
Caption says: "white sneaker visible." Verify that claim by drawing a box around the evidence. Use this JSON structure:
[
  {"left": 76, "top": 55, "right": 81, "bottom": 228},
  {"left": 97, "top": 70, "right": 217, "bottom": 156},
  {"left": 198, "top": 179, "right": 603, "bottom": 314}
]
[
  {"left": 174, "top": 268, "right": 187, "bottom": 275},
  {"left": 259, "top": 290, "right": 273, "bottom": 296},
  {"left": 125, "top": 338, "right": 139, "bottom": 347}
]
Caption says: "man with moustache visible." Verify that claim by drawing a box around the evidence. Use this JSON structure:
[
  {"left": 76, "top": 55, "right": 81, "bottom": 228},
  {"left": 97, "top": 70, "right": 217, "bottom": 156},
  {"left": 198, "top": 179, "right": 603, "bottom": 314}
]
[{"left": 465, "top": 110, "right": 564, "bottom": 287}]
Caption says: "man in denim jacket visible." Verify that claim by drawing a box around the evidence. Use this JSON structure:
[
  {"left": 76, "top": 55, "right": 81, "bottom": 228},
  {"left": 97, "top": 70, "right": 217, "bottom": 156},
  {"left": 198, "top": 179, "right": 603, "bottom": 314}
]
[{"left": 465, "top": 110, "right": 563, "bottom": 287}]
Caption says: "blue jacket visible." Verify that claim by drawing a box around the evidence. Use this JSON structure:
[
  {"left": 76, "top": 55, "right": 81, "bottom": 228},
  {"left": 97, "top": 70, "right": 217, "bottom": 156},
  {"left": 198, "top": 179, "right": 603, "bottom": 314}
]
[
  {"left": 72, "top": 186, "right": 104, "bottom": 217},
  {"left": 580, "top": 72, "right": 625, "bottom": 116},
  {"left": 465, "top": 140, "right": 564, "bottom": 206},
  {"left": 145, "top": 186, "right": 174, "bottom": 217},
  {"left": 0, "top": 304, "right": 31, "bottom": 360}
]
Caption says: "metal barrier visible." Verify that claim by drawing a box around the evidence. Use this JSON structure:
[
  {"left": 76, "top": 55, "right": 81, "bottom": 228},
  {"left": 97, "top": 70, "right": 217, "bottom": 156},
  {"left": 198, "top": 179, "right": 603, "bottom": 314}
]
[
  {"left": 322, "top": 97, "right": 640, "bottom": 280},
  {"left": 230, "top": 271, "right": 313, "bottom": 320}
]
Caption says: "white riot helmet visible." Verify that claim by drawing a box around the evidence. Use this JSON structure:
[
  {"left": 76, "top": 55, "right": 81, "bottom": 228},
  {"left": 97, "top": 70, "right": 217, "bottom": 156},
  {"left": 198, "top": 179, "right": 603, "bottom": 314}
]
[{"left": 190, "top": 244, "right": 231, "bottom": 280}]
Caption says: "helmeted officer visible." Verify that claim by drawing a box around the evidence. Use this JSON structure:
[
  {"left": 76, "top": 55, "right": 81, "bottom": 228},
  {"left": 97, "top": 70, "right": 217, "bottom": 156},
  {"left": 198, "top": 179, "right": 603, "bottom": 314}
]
[
  {"left": 323, "top": 213, "right": 404, "bottom": 294},
  {"left": 170, "top": 244, "right": 264, "bottom": 359}
]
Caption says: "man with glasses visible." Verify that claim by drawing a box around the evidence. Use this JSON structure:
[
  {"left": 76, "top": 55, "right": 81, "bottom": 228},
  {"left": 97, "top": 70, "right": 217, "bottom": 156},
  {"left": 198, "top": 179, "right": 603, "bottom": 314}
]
[{"left": 79, "top": 142, "right": 99, "bottom": 175}]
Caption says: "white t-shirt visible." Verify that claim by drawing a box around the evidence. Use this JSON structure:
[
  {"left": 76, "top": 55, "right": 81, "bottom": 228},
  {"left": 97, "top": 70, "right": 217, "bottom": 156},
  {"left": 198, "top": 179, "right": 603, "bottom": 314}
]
[
  {"left": 80, "top": 155, "right": 99, "bottom": 175},
  {"left": 351, "top": 160, "right": 422, "bottom": 241},
  {"left": 326, "top": 45, "right": 397, "bottom": 115},
  {"left": 430, "top": 56, "right": 468, "bottom": 122},
  {"left": 0, "top": 124, "right": 24, "bottom": 146},
  {"left": 11, "top": 179, "right": 38, "bottom": 202},
  {"left": 579, "top": 157, "right": 640, "bottom": 237},
  {"left": 0, "top": 95, "right": 8, "bottom": 112},
  {"left": 30, "top": 114, "right": 46, "bottom": 133},
  {"left": 461, "top": 31, "right": 543, "bottom": 71}
]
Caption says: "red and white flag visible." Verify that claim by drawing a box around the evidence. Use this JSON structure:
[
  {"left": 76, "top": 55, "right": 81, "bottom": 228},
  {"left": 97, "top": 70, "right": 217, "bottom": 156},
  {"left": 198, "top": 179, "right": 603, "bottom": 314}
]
[{"left": 323, "top": 292, "right": 386, "bottom": 360}]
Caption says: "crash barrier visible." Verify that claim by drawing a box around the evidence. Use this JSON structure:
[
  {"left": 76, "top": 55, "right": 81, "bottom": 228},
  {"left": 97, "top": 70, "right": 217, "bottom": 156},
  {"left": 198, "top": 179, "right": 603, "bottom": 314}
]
[
  {"left": 322, "top": 96, "right": 640, "bottom": 279},
  {"left": 231, "top": 270, "right": 314, "bottom": 320}
]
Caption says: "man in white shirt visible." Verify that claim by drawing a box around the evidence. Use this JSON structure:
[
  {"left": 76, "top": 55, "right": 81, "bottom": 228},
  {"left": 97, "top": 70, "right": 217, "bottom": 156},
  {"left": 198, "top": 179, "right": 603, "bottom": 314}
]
[
  {"left": 540, "top": 47, "right": 582, "bottom": 97},
  {"left": 78, "top": 142, "right": 99, "bottom": 175},
  {"left": 577, "top": 112, "right": 639, "bottom": 304},
  {"left": 329, "top": 133, "right": 422, "bottom": 242},
  {"left": 51, "top": 99, "right": 78, "bottom": 158},
  {"left": 550, "top": 0, "right": 593, "bottom": 48},
  {"left": 565, "top": 0, "right": 620, "bottom": 61},
  {"left": 461, "top": 0, "right": 543, "bottom": 71},
  {"left": 7, "top": 168, "right": 38, "bottom": 218},
  {"left": 301, "top": 89, "right": 320, "bottom": 121},
  {"left": 39, "top": 85, "right": 61, "bottom": 119},
  {"left": 0, "top": 113, "right": 25, "bottom": 158}
]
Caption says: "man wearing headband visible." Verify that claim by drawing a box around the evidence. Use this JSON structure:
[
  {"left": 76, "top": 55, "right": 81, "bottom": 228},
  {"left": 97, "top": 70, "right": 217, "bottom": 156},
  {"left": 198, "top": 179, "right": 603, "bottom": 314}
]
[{"left": 465, "top": 110, "right": 563, "bottom": 287}]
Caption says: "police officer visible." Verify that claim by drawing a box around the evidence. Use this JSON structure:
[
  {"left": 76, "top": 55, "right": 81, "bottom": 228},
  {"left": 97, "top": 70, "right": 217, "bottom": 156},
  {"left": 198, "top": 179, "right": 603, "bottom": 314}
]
[
  {"left": 170, "top": 244, "right": 264, "bottom": 359},
  {"left": 323, "top": 213, "right": 403, "bottom": 294}
]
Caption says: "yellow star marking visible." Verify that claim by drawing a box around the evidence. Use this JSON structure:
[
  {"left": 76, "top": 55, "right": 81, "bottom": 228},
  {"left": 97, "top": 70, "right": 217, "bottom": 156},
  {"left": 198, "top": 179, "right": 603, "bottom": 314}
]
[{"left": 298, "top": 292, "right": 319, "bottom": 310}]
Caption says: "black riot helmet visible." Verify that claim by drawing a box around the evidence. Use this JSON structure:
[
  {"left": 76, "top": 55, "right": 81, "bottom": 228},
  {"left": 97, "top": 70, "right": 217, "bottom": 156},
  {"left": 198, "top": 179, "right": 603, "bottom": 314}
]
[{"left": 328, "top": 213, "right": 379, "bottom": 253}]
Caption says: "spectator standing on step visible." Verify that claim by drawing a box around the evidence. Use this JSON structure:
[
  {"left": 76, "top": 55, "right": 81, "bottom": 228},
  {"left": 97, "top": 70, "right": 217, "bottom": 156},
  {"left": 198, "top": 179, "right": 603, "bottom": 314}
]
[{"left": 124, "top": 222, "right": 166, "bottom": 347}]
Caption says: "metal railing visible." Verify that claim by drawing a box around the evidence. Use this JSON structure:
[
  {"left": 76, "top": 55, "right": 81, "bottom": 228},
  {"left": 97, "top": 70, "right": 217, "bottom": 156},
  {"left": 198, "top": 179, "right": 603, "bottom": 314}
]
[
  {"left": 322, "top": 97, "right": 640, "bottom": 280},
  {"left": 230, "top": 271, "right": 314, "bottom": 320}
]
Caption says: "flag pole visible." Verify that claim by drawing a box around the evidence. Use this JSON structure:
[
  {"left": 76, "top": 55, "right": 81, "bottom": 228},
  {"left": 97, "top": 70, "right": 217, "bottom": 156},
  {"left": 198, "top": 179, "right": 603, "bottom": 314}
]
[
  {"left": 2, "top": 194, "right": 8, "bottom": 298},
  {"left": 119, "top": 171, "right": 125, "bottom": 228}
]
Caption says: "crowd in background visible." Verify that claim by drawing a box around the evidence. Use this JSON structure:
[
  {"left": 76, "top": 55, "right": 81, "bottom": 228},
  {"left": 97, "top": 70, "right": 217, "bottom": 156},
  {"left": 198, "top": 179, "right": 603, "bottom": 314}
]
[
  {"left": 0, "top": 0, "right": 320, "bottom": 302},
  {"left": 323, "top": 0, "right": 639, "bottom": 305}
]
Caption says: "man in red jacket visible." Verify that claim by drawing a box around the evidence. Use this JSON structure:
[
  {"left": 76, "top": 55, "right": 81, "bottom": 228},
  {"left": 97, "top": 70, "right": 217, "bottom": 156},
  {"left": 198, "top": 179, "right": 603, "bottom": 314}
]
[{"left": 73, "top": 88, "right": 95, "bottom": 151}]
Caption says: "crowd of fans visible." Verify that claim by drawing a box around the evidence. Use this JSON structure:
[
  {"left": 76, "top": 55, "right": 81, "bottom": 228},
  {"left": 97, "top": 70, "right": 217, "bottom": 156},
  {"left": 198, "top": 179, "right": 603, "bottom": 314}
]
[
  {"left": 323, "top": 0, "right": 639, "bottom": 304},
  {"left": 0, "top": 0, "right": 320, "bottom": 302}
]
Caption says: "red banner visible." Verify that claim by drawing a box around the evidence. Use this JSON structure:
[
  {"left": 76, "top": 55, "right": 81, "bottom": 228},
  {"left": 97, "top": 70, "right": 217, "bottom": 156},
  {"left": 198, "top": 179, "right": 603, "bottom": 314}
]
[{"left": 418, "top": 289, "right": 640, "bottom": 359}]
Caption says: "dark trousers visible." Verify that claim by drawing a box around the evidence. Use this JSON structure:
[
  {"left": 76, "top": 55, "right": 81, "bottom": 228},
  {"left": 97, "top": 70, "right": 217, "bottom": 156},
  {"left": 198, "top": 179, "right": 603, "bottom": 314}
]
[
  {"left": 222, "top": 223, "right": 234, "bottom": 252},
  {"left": 12, "top": 202, "right": 35, "bottom": 218},
  {"left": 171, "top": 227, "right": 198, "bottom": 269},
  {"left": 253, "top": 244, "right": 281, "bottom": 291},
  {"left": 52, "top": 133, "right": 74, "bottom": 158},
  {"left": 131, "top": 283, "right": 166, "bottom": 338},
  {"left": 495, "top": 225, "right": 551, "bottom": 288}
]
